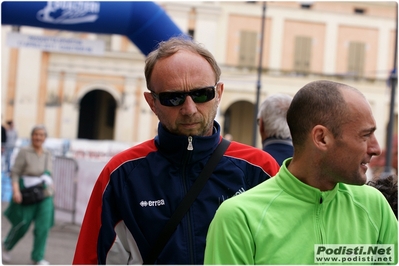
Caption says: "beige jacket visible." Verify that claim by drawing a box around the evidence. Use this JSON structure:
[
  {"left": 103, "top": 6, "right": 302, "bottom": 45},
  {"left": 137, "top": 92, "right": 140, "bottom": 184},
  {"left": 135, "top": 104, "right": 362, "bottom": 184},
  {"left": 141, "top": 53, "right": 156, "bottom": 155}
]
[{"left": 11, "top": 145, "right": 54, "bottom": 196}]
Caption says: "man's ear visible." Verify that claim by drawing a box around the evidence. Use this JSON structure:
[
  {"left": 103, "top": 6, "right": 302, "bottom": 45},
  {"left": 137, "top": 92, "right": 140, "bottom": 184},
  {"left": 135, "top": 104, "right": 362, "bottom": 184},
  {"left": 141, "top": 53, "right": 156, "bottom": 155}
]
[
  {"left": 216, "top": 82, "right": 224, "bottom": 104},
  {"left": 312, "top": 125, "right": 332, "bottom": 151},
  {"left": 258, "top": 119, "right": 265, "bottom": 135},
  {"left": 144, "top": 92, "right": 156, "bottom": 114}
]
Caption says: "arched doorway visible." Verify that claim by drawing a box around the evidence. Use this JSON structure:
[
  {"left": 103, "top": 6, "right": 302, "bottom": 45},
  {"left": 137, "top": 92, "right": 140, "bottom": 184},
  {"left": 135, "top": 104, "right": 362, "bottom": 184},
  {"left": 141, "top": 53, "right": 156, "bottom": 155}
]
[
  {"left": 77, "top": 89, "right": 117, "bottom": 140},
  {"left": 223, "top": 100, "right": 255, "bottom": 146}
]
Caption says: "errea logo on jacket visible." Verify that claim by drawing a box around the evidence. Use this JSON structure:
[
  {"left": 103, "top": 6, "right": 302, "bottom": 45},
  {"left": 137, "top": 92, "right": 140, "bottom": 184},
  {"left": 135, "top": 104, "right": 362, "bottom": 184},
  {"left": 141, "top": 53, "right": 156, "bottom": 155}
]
[
  {"left": 140, "top": 199, "right": 165, "bottom": 207},
  {"left": 218, "top": 187, "right": 246, "bottom": 205}
]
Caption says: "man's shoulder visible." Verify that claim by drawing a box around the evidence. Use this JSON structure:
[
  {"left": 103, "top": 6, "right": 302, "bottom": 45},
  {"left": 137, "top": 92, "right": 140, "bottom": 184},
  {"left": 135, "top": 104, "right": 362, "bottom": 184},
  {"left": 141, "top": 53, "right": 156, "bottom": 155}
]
[
  {"left": 225, "top": 141, "right": 280, "bottom": 171},
  {"left": 224, "top": 177, "right": 278, "bottom": 202},
  {"left": 339, "top": 182, "right": 383, "bottom": 194},
  {"left": 108, "top": 139, "right": 157, "bottom": 162},
  {"left": 100, "top": 139, "right": 157, "bottom": 174},
  {"left": 338, "top": 182, "right": 390, "bottom": 205},
  {"left": 217, "top": 178, "right": 279, "bottom": 214},
  {"left": 19, "top": 146, "right": 33, "bottom": 153},
  {"left": 226, "top": 141, "right": 277, "bottom": 159}
]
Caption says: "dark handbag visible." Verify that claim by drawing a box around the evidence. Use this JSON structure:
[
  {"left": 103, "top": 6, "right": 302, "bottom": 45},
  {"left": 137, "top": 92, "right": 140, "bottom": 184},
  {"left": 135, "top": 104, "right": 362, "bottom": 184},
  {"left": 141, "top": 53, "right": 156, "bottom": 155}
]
[
  {"left": 20, "top": 153, "right": 48, "bottom": 205},
  {"left": 20, "top": 181, "right": 46, "bottom": 205},
  {"left": 143, "top": 138, "right": 231, "bottom": 264}
]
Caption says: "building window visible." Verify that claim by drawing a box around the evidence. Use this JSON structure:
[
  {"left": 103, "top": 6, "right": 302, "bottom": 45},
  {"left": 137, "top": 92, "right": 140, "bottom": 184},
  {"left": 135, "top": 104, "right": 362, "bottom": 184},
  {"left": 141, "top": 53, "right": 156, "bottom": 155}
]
[
  {"left": 347, "top": 41, "right": 365, "bottom": 78},
  {"left": 97, "top": 34, "right": 112, "bottom": 50},
  {"left": 354, "top": 8, "right": 365, "bottom": 14},
  {"left": 238, "top": 31, "right": 257, "bottom": 67},
  {"left": 293, "top": 36, "right": 312, "bottom": 74},
  {"left": 11, "top": 25, "right": 20, "bottom": 32},
  {"left": 188, "top": 8, "right": 196, "bottom": 39},
  {"left": 188, "top": 29, "right": 195, "bottom": 39},
  {"left": 300, "top": 3, "right": 313, "bottom": 9}
]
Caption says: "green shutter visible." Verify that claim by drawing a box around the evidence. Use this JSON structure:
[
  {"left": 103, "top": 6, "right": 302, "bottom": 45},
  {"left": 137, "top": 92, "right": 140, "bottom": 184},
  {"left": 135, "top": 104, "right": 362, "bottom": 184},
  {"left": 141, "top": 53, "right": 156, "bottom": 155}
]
[
  {"left": 239, "top": 31, "right": 257, "bottom": 67},
  {"left": 293, "top": 36, "right": 312, "bottom": 73},
  {"left": 348, "top": 42, "right": 365, "bottom": 77}
]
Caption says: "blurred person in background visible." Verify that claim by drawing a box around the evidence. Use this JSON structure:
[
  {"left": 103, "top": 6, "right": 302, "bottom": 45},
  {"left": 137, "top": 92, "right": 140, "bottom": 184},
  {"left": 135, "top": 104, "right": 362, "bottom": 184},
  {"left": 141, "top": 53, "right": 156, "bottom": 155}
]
[
  {"left": 2, "top": 122, "right": 7, "bottom": 169},
  {"left": 2, "top": 125, "right": 54, "bottom": 265},
  {"left": 5, "top": 120, "right": 18, "bottom": 173},
  {"left": 368, "top": 174, "right": 398, "bottom": 219},
  {"left": 258, "top": 93, "right": 293, "bottom": 165}
]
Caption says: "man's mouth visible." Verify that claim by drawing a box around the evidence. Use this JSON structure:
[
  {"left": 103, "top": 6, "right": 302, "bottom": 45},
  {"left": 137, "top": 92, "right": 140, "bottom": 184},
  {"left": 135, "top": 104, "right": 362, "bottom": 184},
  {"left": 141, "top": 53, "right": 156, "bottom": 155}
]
[{"left": 360, "top": 162, "right": 369, "bottom": 170}]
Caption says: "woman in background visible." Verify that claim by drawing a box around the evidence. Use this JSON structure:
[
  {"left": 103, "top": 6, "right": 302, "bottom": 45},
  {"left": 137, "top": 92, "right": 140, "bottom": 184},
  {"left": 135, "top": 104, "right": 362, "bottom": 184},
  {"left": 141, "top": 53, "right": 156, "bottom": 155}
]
[{"left": 2, "top": 125, "right": 54, "bottom": 265}]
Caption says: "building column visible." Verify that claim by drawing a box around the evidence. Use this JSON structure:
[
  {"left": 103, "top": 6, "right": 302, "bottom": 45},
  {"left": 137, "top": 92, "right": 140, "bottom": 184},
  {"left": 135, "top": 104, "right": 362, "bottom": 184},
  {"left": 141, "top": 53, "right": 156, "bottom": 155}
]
[
  {"left": 195, "top": 5, "right": 222, "bottom": 56},
  {"left": 162, "top": 3, "right": 191, "bottom": 35},
  {"left": 376, "top": 26, "right": 393, "bottom": 79},
  {"left": 323, "top": 20, "right": 339, "bottom": 75},
  {"left": 61, "top": 72, "right": 78, "bottom": 139},
  {"left": 268, "top": 14, "right": 284, "bottom": 72},
  {"left": 5, "top": 48, "right": 19, "bottom": 122},
  {"left": 114, "top": 77, "right": 136, "bottom": 143}
]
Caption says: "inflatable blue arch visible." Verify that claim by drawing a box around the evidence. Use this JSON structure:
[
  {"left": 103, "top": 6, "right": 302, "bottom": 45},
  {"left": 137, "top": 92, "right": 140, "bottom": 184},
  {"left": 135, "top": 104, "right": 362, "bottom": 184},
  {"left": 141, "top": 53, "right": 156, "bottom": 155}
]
[{"left": 1, "top": 1, "right": 186, "bottom": 55}]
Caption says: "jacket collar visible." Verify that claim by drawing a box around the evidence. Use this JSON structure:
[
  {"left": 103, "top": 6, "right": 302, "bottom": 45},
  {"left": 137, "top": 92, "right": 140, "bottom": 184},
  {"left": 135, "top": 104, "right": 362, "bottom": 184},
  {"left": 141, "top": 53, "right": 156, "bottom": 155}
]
[
  {"left": 262, "top": 137, "right": 293, "bottom": 148},
  {"left": 155, "top": 121, "right": 221, "bottom": 165}
]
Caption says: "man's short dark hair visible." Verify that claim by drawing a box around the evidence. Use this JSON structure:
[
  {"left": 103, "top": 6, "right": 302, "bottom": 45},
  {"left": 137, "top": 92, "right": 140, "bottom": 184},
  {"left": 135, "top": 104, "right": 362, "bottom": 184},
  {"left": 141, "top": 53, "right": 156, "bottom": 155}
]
[{"left": 287, "top": 80, "right": 352, "bottom": 147}]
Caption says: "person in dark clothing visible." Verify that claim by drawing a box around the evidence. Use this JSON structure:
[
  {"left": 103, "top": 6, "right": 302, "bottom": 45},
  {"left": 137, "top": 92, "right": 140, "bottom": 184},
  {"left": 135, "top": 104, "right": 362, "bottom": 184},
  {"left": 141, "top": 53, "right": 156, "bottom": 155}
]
[
  {"left": 73, "top": 36, "right": 280, "bottom": 264},
  {"left": 258, "top": 93, "right": 293, "bottom": 165},
  {"left": 2, "top": 124, "right": 7, "bottom": 169},
  {"left": 2, "top": 124, "right": 7, "bottom": 151}
]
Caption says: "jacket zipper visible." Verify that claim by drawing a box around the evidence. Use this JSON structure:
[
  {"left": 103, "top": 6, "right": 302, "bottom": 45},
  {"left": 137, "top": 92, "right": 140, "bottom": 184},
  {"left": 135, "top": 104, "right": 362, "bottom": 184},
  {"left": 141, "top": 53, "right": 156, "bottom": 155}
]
[
  {"left": 316, "top": 196, "right": 324, "bottom": 244},
  {"left": 183, "top": 136, "right": 195, "bottom": 263},
  {"left": 187, "top": 136, "right": 193, "bottom": 150}
]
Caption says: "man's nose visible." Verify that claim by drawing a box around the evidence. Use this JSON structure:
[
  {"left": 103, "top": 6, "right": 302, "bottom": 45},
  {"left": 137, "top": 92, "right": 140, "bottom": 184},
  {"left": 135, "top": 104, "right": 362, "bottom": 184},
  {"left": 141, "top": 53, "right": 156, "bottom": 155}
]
[
  {"left": 369, "top": 134, "right": 382, "bottom": 157},
  {"left": 180, "top": 95, "right": 197, "bottom": 115}
]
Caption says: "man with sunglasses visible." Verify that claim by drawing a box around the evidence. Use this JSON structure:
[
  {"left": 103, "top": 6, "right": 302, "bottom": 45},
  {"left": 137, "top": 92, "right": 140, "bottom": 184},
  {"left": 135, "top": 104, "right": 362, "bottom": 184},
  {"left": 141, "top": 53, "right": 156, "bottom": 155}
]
[{"left": 73, "top": 37, "right": 280, "bottom": 265}]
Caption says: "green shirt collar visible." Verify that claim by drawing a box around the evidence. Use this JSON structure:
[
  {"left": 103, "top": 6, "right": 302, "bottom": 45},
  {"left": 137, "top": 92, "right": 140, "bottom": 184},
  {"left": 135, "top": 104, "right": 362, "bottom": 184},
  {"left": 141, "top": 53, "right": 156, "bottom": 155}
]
[{"left": 276, "top": 158, "right": 339, "bottom": 204}]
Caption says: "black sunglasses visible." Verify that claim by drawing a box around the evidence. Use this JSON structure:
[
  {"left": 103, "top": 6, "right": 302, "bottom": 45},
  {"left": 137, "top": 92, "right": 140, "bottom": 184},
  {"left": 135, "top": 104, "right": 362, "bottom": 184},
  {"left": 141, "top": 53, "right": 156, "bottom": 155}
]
[{"left": 151, "top": 84, "right": 217, "bottom": 107}]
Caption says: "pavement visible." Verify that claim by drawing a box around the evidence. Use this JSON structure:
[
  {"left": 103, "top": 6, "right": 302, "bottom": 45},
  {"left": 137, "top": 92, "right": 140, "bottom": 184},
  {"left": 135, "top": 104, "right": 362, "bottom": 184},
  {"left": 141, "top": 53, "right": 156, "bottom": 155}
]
[{"left": 1, "top": 201, "right": 81, "bottom": 265}]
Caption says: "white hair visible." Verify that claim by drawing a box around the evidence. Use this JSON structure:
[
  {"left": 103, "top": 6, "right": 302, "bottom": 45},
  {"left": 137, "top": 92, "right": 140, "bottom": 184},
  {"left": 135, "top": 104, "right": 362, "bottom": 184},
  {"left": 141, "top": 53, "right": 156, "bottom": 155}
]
[
  {"left": 258, "top": 93, "right": 292, "bottom": 139},
  {"left": 31, "top": 124, "right": 48, "bottom": 137}
]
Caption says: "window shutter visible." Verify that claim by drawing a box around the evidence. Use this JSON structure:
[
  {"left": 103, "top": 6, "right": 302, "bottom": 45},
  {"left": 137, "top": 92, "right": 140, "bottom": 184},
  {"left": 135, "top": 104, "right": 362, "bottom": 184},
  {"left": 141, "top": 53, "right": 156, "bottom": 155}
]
[
  {"left": 348, "top": 42, "right": 365, "bottom": 77},
  {"left": 293, "top": 36, "right": 312, "bottom": 73},
  {"left": 239, "top": 31, "right": 257, "bottom": 67}
]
